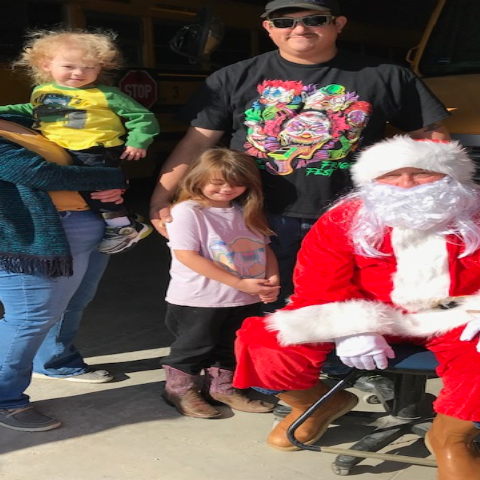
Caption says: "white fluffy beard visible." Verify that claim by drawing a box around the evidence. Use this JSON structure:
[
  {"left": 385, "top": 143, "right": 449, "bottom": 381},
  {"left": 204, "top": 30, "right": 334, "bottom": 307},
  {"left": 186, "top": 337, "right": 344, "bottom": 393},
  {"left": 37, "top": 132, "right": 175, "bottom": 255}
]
[{"left": 351, "top": 177, "right": 480, "bottom": 258}]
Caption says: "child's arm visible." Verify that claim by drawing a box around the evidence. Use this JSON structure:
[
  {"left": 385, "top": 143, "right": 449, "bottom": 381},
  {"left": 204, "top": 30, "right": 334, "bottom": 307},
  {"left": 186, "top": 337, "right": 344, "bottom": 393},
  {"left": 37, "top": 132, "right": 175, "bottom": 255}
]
[
  {"left": 102, "top": 86, "right": 160, "bottom": 154},
  {"left": 173, "top": 249, "right": 281, "bottom": 297},
  {"left": 0, "top": 103, "right": 35, "bottom": 117}
]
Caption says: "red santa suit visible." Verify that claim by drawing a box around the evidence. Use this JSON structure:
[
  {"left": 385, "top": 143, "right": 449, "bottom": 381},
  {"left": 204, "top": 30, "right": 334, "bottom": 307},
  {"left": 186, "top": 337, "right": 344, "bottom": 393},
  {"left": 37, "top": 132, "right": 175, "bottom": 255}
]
[{"left": 234, "top": 199, "right": 480, "bottom": 422}]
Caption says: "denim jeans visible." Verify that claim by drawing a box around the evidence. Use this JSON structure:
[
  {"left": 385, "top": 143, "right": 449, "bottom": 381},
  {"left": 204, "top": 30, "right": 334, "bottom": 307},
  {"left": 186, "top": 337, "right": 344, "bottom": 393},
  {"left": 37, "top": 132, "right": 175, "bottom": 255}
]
[
  {"left": 0, "top": 210, "right": 108, "bottom": 409},
  {"left": 264, "top": 214, "right": 316, "bottom": 313}
]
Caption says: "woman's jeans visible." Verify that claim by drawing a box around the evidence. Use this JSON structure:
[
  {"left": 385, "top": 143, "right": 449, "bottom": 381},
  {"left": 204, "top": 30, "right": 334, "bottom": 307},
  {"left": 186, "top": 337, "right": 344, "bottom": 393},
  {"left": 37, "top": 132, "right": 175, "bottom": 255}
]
[{"left": 0, "top": 211, "right": 108, "bottom": 409}]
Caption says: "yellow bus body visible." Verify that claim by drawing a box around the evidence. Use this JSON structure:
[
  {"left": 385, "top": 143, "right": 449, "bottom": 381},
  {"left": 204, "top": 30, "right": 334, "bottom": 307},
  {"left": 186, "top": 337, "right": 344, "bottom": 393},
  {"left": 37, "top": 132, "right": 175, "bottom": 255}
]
[{"left": 1, "top": 0, "right": 479, "bottom": 174}]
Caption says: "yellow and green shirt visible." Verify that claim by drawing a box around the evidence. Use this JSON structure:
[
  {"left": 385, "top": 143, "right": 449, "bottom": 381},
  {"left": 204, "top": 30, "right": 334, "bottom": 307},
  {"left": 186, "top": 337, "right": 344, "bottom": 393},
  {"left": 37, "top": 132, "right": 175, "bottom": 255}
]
[{"left": 0, "top": 83, "right": 159, "bottom": 151}]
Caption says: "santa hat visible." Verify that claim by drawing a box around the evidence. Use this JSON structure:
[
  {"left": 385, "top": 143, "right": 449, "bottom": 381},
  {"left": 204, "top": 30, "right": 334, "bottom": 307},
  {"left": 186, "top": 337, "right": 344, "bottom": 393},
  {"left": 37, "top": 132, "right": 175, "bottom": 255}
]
[{"left": 351, "top": 136, "right": 475, "bottom": 187}]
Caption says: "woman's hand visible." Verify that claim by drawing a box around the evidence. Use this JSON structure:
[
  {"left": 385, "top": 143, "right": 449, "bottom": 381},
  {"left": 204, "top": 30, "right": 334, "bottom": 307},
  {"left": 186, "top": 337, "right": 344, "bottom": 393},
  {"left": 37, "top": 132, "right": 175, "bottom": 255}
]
[{"left": 90, "top": 189, "right": 125, "bottom": 204}]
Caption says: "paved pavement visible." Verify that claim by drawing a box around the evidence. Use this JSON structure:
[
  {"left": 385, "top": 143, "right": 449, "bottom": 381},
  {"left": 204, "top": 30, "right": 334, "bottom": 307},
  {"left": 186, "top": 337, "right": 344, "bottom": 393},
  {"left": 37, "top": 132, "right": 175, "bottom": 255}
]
[{"left": 0, "top": 183, "right": 440, "bottom": 480}]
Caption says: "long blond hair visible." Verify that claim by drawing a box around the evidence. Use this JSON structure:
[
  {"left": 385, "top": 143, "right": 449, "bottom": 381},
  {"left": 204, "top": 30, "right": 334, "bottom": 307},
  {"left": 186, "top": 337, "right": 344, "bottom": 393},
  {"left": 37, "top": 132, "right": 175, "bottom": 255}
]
[
  {"left": 176, "top": 148, "right": 273, "bottom": 236},
  {"left": 12, "top": 29, "right": 123, "bottom": 86}
]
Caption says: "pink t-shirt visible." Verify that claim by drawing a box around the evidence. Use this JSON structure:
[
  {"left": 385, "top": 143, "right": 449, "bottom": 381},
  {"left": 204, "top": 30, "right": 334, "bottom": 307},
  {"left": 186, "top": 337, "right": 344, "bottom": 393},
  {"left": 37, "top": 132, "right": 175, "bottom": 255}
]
[{"left": 165, "top": 200, "right": 269, "bottom": 307}]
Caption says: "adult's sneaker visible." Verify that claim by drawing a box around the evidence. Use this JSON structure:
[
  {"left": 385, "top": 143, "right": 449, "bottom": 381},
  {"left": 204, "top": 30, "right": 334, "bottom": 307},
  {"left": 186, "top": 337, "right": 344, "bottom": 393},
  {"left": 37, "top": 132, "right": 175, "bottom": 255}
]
[
  {"left": 32, "top": 369, "right": 113, "bottom": 384},
  {"left": 0, "top": 406, "right": 61, "bottom": 432},
  {"left": 98, "top": 219, "right": 153, "bottom": 255}
]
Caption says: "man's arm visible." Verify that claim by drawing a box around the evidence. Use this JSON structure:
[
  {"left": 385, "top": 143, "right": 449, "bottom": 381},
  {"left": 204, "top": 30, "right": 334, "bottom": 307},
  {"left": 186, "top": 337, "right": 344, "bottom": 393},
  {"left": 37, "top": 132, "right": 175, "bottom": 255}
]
[
  {"left": 407, "top": 121, "right": 450, "bottom": 140},
  {"left": 149, "top": 126, "right": 224, "bottom": 237}
]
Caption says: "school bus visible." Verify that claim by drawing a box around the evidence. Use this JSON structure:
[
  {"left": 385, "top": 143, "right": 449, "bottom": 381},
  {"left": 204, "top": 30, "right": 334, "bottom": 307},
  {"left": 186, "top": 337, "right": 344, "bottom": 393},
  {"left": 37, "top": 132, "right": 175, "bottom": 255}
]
[
  {"left": 0, "top": 0, "right": 268, "bottom": 178},
  {"left": 1, "top": 0, "right": 479, "bottom": 177}
]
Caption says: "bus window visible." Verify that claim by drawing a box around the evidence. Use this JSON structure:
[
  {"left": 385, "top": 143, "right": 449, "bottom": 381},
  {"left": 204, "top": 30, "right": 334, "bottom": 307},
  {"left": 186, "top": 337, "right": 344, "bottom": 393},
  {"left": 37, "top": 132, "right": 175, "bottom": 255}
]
[
  {"left": 0, "top": 1, "right": 65, "bottom": 63},
  {"left": 338, "top": 0, "right": 438, "bottom": 66},
  {"left": 84, "top": 12, "right": 143, "bottom": 66},
  {"left": 212, "top": 27, "right": 255, "bottom": 66},
  {"left": 419, "top": 0, "right": 480, "bottom": 76},
  {"left": 153, "top": 20, "right": 194, "bottom": 69},
  {"left": 259, "top": 29, "right": 274, "bottom": 54}
]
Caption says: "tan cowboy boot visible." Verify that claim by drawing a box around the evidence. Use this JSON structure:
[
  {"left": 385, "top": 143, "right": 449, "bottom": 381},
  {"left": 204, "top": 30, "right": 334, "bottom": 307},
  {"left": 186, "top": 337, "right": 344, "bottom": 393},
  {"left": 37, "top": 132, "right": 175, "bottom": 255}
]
[
  {"left": 426, "top": 413, "right": 480, "bottom": 480},
  {"left": 162, "top": 365, "right": 221, "bottom": 419},
  {"left": 267, "top": 382, "right": 358, "bottom": 451},
  {"left": 203, "top": 367, "right": 275, "bottom": 413}
]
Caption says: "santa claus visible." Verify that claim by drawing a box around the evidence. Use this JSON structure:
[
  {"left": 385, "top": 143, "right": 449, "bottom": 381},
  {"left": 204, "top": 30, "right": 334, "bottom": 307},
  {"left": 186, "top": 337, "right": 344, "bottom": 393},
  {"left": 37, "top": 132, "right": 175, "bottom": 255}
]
[{"left": 233, "top": 135, "right": 480, "bottom": 480}]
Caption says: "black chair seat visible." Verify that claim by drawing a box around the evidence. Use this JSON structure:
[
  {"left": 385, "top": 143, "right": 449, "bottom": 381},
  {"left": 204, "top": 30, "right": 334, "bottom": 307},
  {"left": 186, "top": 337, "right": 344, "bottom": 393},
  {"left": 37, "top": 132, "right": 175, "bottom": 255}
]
[{"left": 384, "top": 345, "right": 438, "bottom": 373}]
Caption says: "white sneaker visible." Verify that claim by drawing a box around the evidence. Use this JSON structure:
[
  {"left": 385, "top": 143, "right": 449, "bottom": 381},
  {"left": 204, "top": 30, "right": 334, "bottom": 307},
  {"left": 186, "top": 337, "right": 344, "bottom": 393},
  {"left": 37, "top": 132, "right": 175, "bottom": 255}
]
[
  {"left": 98, "top": 219, "right": 153, "bottom": 255},
  {"left": 32, "top": 369, "right": 113, "bottom": 384}
]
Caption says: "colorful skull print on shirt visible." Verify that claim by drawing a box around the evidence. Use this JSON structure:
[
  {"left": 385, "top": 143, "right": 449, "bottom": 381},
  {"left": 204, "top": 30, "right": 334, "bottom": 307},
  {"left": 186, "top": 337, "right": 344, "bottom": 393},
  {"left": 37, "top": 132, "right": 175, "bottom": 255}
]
[{"left": 244, "top": 80, "right": 371, "bottom": 177}]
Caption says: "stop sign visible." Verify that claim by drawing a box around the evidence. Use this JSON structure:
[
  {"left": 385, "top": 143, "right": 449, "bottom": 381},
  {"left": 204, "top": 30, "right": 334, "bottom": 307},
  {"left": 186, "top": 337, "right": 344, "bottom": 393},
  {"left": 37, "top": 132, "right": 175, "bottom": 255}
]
[{"left": 119, "top": 70, "right": 158, "bottom": 109}]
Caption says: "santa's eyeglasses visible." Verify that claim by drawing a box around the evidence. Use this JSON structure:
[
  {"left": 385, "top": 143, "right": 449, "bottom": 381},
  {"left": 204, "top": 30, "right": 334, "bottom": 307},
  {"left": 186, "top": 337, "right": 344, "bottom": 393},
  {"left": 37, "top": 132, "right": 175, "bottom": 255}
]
[{"left": 268, "top": 14, "right": 336, "bottom": 29}]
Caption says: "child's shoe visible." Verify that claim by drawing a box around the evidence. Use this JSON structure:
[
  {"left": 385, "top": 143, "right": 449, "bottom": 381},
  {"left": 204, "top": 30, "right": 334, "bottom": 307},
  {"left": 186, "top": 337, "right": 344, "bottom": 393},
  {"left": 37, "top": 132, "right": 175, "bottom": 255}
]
[{"left": 98, "top": 219, "right": 153, "bottom": 254}]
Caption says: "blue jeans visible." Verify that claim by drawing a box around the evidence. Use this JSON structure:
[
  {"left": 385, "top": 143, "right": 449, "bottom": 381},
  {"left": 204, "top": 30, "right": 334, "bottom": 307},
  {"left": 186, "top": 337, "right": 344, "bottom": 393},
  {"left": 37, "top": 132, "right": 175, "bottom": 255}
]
[
  {"left": 265, "top": 214, "right": 316, "bottom": 312},
  {"left": 0, "top": 211, "right": 108, "bottom": 409}
]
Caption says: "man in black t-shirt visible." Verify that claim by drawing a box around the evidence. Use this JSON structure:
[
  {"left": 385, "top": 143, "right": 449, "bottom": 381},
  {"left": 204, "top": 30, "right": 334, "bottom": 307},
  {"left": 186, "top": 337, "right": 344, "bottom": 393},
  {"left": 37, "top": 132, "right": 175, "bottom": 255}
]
[{"left": 150, "top": 0, "right": 450, "bottom": 311}]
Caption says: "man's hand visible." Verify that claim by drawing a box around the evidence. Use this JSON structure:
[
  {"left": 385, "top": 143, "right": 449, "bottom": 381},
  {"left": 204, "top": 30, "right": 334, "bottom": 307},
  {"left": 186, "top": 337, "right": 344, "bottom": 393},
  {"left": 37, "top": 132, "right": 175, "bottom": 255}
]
[
  {"left": 258, "top": 278, "right": 280, "bottom": 304},
  {"left": 149, "top": 127, "right": 225, "bottom": 238},
  {"left": 335, "top": 333, "right": 395, "bottom": 370},
  {"left": 120, "top": 146, "right": 147, "bottom": 161},
  {"left": 150, "top": 205, "right": 172, "bottom": 238}
]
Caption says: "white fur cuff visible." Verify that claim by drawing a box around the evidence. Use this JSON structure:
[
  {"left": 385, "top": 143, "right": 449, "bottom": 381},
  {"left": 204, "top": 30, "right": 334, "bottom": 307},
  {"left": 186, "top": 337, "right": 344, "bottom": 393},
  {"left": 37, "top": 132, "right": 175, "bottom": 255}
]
[{"left": 265, "top": 300, "right": 405, "bottom": 346}]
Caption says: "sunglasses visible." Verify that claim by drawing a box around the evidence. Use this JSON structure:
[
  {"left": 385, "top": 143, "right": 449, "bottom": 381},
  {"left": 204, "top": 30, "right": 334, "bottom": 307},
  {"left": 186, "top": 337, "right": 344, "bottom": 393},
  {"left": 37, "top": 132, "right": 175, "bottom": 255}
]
[{"left": 268, "top": 14, "right": 336, "bottom": 29}]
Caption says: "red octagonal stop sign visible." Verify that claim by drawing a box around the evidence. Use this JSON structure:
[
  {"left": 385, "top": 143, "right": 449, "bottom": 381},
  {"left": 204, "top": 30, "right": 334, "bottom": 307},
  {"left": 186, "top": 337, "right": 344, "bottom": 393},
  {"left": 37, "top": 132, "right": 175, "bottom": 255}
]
[{"left": 119, "top": 70, "right": 158, "bottom": 109}]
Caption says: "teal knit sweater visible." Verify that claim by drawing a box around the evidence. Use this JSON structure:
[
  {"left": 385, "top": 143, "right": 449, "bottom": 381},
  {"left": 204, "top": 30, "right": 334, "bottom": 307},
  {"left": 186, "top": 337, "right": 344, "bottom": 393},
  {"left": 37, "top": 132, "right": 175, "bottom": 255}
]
[{"left": 0, "top": 115, "right": 128, "bottom": 277}]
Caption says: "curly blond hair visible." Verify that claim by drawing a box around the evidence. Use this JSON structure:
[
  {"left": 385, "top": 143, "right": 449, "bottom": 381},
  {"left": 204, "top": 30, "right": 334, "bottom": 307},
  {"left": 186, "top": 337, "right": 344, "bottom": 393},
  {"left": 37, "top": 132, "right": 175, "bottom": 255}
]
[{"left": 13, "top": 29, "right": 123, "bottom": 85}]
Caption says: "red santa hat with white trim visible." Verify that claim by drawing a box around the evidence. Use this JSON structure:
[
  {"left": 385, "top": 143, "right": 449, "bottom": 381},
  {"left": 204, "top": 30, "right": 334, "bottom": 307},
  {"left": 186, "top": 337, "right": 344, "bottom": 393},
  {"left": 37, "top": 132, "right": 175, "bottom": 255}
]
[{"left": 350, "top": 135, "right": 475, "bottom": 187}]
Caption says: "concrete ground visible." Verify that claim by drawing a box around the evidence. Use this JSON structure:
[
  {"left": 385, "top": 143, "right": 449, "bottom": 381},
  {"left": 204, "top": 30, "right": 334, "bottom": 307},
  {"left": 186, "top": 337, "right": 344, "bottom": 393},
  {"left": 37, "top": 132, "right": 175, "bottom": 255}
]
[{"left": 0, "top": 183, "right": 439, "bottom": 480}]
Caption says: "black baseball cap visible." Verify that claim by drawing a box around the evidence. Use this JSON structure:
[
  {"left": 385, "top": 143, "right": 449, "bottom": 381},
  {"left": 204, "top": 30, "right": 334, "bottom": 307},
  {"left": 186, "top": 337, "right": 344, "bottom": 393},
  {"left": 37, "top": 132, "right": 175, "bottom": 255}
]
[{"left": 261, "top": 0, "right": 341, "bottom": 18}]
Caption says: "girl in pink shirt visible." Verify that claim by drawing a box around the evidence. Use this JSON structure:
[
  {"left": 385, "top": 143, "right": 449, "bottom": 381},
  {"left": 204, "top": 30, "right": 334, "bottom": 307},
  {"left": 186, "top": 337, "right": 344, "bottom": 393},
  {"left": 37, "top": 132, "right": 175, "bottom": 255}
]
[{"left": 162, "top": 148, "right": 279, "bottom": 418}]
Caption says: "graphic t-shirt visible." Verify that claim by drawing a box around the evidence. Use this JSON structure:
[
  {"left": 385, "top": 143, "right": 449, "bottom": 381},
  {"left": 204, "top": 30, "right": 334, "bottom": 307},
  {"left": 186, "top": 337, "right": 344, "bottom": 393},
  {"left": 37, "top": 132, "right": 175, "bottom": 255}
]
[
  {"left": 180, "top": 50, "right": 449, "bottom": 218},
  {"left": 166, "top": 200, "right": 268, "bottom": 308}
]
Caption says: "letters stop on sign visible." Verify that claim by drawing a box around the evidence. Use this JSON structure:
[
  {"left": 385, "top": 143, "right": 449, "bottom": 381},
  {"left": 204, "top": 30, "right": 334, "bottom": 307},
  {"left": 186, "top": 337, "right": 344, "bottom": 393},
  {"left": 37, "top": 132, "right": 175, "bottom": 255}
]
[{"left": 119, "top": 70, "right": 158, "bottom": 109}]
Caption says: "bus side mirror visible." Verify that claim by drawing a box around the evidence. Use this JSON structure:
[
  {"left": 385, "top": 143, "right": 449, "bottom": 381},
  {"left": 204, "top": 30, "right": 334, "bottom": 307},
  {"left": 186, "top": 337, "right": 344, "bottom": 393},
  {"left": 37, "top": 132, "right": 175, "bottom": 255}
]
[{"left": 170, "top": 7, "right": 224, "bottom": 64}]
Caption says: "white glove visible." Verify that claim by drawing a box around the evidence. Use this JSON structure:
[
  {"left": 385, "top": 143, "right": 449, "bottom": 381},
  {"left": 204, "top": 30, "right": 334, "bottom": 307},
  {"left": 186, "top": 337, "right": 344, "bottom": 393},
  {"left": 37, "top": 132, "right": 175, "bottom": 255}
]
[
  {"left": 335, "top": 333, "right": 395, "bottom": 370},
  {"left": 460, "top": 318, "right": 480, "bottom": 352}
]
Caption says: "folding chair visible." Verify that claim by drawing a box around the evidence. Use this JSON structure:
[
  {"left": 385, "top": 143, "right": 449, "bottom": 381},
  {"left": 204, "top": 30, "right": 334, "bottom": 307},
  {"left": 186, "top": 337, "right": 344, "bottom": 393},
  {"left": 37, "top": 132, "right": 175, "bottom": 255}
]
[{"left": 282, "top": 345, "right": 439, "bottom": 475}]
